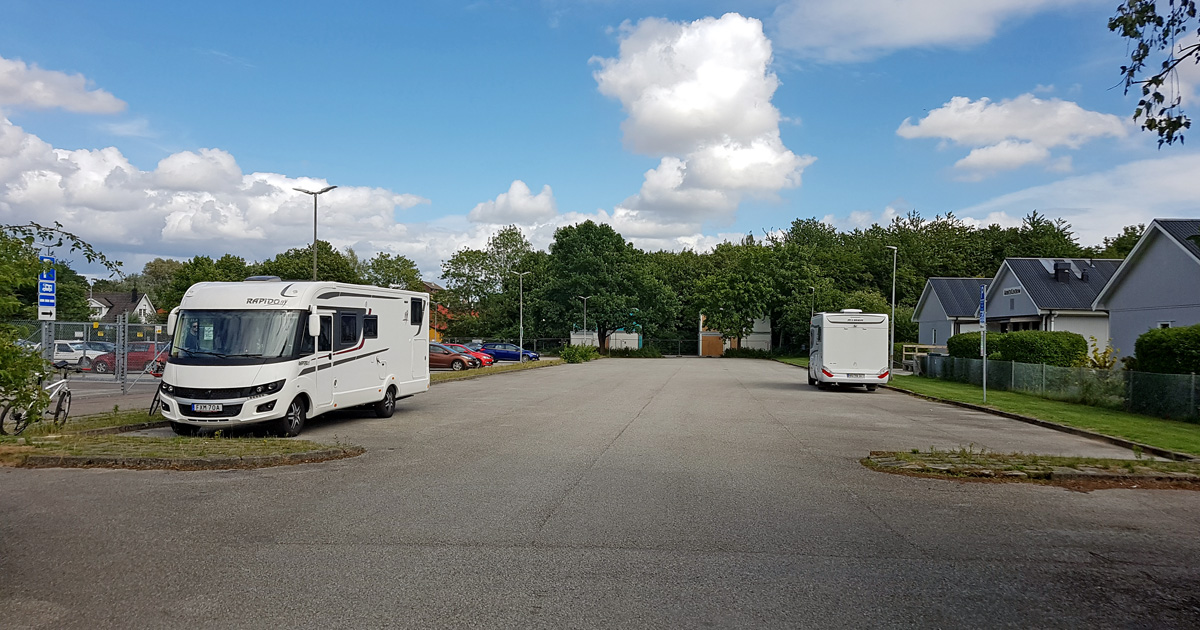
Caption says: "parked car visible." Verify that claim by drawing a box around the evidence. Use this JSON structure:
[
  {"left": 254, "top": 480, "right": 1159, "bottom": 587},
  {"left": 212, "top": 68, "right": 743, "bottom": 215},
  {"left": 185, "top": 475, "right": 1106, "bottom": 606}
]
[
  {"left": 443, "top": 343, "right": 494, "bottom": 367},
  {"left": 479, "top": 342, "right": 539, "bottom": 362},
  {"left": 90, "top": 341, "right": 170, "bottom": 374},
  {"left": 429, "top": 343, "right": 478, "bottom": 371},
  {"left": 51, "top": 340, "right": 113, "bottom": 367}
]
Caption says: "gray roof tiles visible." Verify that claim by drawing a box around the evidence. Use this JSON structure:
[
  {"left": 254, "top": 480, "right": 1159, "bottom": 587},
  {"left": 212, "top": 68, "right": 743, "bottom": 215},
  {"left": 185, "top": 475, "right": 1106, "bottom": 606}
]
[
  {"left": 1002, "top": 258, "right": 1121, "bottom": 310},
  {"left": 928, "top": 278, "right": 992, "bottom": 318},
  {"left": 1156, "top": 219, "right": 1200, "bottom": 262}
]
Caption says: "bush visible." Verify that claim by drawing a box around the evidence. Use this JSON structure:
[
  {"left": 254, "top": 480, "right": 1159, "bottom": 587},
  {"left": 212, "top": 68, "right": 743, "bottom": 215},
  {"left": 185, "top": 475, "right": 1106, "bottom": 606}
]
[
  {"left": 605, "top": 346, "right": 662, "bottom": 358},
  {"left": 946, "top": 332, "right": 983, "bottom": 359},
  {"left": 946, "top": 330, "right": 1087, "bottom": 367},
  {"left": 559, "top": 344, "right": 600, "bottom": 363},
  {"left": 721, "top": 347, "right": 774, "bottom": 359},
  {"left": 1135, "top": 323, "right": 1200, "bottom": 374},
  {"left": 991, "top": 331, "right": 1087, "bottom": 367}
]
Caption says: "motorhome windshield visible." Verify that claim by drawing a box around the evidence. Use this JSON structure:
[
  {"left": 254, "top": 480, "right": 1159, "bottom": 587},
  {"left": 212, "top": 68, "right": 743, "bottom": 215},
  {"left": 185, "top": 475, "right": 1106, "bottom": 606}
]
[{"left": 171, "top": 309, "right": 306, "bottom": 364}]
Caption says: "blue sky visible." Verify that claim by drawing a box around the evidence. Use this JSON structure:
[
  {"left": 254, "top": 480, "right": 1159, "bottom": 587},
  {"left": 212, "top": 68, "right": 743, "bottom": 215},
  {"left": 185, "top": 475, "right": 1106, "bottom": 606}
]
[{"left": 1, "top": 0, "right": 1197, "bottom": 280}]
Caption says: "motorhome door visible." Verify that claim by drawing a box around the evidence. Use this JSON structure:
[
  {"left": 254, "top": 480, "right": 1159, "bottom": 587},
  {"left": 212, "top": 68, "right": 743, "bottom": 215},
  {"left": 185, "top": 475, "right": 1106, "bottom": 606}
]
[{"left": 315, "top": 313, "right": 333, "bottom": 406}]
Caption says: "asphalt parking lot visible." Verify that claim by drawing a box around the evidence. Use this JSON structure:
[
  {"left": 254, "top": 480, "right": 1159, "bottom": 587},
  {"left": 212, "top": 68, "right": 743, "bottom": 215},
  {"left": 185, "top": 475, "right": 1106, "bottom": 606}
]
[{"left": 2, "top": 358, "right": 1198, "bottom": 628}]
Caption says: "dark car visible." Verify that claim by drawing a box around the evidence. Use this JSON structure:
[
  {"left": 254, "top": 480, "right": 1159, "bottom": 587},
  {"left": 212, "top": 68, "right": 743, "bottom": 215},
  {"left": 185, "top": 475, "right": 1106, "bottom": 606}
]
[
  {"left": 429, "top": 343, "right": 478, "bottom": 371},
  {"left": 480, "top": 342, "right": 539, "bottom": 362}
]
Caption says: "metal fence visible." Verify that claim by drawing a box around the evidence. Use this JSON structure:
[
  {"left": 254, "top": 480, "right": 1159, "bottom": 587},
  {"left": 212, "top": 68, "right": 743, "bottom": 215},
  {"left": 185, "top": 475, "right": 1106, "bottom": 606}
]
[
  {"left": 919, "top": 354, "right": 1200, "bottom": 422},
  {"left": 8, "top": 319, "right": 172, "bottom": 392}
]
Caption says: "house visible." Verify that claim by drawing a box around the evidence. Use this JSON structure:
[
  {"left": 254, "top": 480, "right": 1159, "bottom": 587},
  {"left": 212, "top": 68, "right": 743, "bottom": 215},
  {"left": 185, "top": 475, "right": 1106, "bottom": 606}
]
[
  {"left": 911, "top": 278, "right": 992, "bottom": 346},
  {"left": 981, "top": 257, "right": 1121, "bottom": 347},
  {"left": 1092, "top": 218, "right": 1200, "bottom": 359},
  {"left": 698, "top": 315, "right": 770, "bottom": 357},
  {"left": 569, "top": 329, "right": 642, "bottom": 349},
  {"left": 89, "top": 290, "right": 156, "bottom": 323}
]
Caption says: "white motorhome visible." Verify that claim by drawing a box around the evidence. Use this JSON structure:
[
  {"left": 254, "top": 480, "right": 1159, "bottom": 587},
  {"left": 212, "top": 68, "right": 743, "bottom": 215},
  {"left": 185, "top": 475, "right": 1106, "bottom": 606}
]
[
  {"left": 808, "top": 309, "right": 890, "bottom": 391},
  {"left": 157, "top": 278, "right": 430, "bottom": 436}
]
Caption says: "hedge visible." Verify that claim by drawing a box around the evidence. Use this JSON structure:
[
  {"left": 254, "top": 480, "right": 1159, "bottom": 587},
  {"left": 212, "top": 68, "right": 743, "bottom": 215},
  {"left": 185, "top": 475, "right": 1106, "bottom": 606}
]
[
  {"left": 1135, "top": 323, "right": 1200, "bottom": 374},
  {"left": 946, "top": 330, "right": 1087, "bottom": 367}
]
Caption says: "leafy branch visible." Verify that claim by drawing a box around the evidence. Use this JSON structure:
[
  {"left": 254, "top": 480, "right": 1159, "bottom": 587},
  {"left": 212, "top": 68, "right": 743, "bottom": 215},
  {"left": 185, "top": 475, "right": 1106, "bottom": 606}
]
[{"left": 1110, "top": 0, "right": 1199, "bottom": 146}]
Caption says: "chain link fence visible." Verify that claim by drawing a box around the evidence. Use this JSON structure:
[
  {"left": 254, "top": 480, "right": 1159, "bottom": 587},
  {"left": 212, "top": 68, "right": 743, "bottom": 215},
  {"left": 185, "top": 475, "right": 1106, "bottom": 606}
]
[
  {"left": 919, "top": 354, "right": 1200, "bottom": 422},
  {"left": 441, "top": 337, "right": 701, "bottom": 357},
  {"left": 7, "top": 320, "right": 173, "bottom": 391}
]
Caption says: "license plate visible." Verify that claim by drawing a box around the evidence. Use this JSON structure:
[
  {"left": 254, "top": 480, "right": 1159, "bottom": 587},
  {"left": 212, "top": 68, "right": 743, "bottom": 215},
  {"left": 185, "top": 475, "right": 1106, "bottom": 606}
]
[
  {"left": 192, "top": 403, "right": 223, "bottom": 412},
  {"left": 847, "top": 373, "right": 865, "bottom": 378}
]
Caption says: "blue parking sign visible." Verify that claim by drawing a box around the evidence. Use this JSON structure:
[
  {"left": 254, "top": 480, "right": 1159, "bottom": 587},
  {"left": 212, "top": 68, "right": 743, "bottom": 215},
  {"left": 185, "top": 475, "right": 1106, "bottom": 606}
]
[{"left": 38, "top": 255, "right": 55, "bottom": 281}]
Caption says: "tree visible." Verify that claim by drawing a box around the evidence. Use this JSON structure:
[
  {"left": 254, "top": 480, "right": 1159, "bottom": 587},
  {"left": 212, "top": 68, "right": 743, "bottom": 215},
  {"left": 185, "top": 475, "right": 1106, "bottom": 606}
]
[
  {"left": 157, "top": 254, "right": 251, "bottom": 313},
  {"left": 361, "top": 252, "right": 423, "bottom": 291},
  {"left": 254, "top": 241, "right": 360, "bottom": 283},
  {"left": 1110, "top": 0, "right": 1199, "bottom": 145},
  {"left": 1085, "top": 224, "right": 1145, "bottom": 258},
  {"left": 694, "top": 238, "right": 775, "bottom": 340}
]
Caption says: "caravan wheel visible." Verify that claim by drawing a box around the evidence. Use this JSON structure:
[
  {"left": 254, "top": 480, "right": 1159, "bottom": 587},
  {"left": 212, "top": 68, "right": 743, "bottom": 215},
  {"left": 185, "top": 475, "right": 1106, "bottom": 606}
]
[
  {"left": 274, "top": 398, "right": 307, "bottom": 437},
  {"left": 374, "top": 387, "right": 396, "bottom": 418}
]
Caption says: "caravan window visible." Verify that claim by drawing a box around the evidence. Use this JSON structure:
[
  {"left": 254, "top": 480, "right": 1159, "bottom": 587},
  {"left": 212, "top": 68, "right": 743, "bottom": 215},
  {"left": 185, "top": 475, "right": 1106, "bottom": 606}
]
[
  {"left": 363, "top": 315, "right": 378, "bottom": 339},
  {"left": 318, "top": 317, "right": 331, "bottom": 352},
  {"left": 411, "top": 298, "right": 425, "bottom": 328},
  {"left": 170, "top": 309, "right": 307, "bottom": 364},
  {"left": 340, "top": 314, "right": 359, "bottom": 346}
]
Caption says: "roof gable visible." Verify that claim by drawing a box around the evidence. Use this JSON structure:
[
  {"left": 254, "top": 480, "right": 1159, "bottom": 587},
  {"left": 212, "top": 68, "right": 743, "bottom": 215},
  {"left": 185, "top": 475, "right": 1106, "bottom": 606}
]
[
  {"left": 1093, "top": 219, "right": 1200, "bottom": 309},
  {"left": 928, "top": 278, "right": 991, "bottom": 318}
]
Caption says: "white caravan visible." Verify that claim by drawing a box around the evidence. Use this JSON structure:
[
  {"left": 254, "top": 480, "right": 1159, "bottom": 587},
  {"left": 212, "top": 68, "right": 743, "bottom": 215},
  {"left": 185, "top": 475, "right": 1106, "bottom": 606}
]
[
  {"left": 158, "top": 278, "right": 430, "bottom": 436},
  {"left": 808, "top": 309, "right": 890, "bottom": 391}
]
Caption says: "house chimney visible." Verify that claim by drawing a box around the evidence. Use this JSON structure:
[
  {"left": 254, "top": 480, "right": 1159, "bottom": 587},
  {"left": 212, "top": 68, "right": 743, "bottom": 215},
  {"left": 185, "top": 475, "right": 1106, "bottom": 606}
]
[
  {"left": 1081, "top": 267, "right": 1090, "bottom": 282},
  {"left": 1053, "top": 261, "right": 1071, "bottom": 284},
  {"left": 131, "top": 288, "right": 138, "bottom": 301}
]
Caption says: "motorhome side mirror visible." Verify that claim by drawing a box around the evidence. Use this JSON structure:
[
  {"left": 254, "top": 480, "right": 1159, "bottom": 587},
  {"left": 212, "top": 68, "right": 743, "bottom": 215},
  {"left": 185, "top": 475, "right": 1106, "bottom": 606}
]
[
  {"left": 308, "top": 314, "right": 320, "bottom": 337},
  {"left": 166, "top": 308, "right": 178, "bottom": 335}
]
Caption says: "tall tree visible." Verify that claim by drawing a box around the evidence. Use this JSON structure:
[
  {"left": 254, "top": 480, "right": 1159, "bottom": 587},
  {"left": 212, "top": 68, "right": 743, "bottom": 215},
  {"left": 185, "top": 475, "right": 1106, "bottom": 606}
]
[
  {"left": 254, "top": 241, "right": 360, "bottom": 283},
  {"left": 157, "top": 254, "right": 251, "bottom": 313},
  {"left": 361, "top": 252, "right": 423, "bottom": 291}
]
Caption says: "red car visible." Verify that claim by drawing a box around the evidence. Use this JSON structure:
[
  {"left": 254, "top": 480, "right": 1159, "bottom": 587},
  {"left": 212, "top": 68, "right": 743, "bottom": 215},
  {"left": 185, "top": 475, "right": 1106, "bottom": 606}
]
[
  {"left": 90, "top": 342, "right": 170, "bottom": 374},
  {"left": 443, "top": 343, "right": 494, "bottom": 367}
]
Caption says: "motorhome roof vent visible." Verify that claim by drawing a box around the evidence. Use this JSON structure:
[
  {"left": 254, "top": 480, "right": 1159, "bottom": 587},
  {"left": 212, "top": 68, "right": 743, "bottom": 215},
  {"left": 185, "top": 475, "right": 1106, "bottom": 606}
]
[
  {"left": 244, "top": 276, "right": 282, "bottom": 282},
  {"left": 840, "top": 308, "right": 863, "bottom": 313}
]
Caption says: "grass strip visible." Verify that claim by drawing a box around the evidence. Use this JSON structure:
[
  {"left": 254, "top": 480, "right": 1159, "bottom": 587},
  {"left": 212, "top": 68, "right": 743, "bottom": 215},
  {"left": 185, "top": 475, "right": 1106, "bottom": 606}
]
[
  {"left": 775, "top": 357, "right": 809, "bottom": 368},
  {"left": 20, "top": 410, "right": 160, "bottom": 436},
  {"left": 0, "top": 434, "right": 359, "bottom": 469},
  {"left": 891, "top": 375, "right": 1200, "bottom": 457},
  {"left": 431, "top": 358, "right": 561, "bottom": 383}
]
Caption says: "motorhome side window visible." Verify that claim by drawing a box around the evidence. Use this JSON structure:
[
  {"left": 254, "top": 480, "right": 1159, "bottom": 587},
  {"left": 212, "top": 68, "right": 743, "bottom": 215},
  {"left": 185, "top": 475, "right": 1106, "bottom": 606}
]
[
  {"left": 340, "top": 314, "right": 358, "bottom": 346},
  {"left": 318, "top": 318, "right": 332, "bottom": 352},
  {"left": 363, "top": 315, "right": 378, "bottom": 339},
  {"left": 411, "top": 298, "right": 425, "bottom": 328}
]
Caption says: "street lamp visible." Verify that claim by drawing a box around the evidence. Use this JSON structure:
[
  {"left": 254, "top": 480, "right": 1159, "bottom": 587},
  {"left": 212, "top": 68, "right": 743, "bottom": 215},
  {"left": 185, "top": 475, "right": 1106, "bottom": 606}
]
[
  {"left": 577, "top": 295, "right": 592, "bottom": 344},
  {"left": 293, "top": 185, "right": 338, "bottom": 280},
  {"left": 510, "top": 271, "right": 532, "bottom": 361},
  {"left": 886, "top": 245, "right": 898, "bottom": 371},
  {"left": 808, "top": 286, "right": 816, "bottom": 320}
]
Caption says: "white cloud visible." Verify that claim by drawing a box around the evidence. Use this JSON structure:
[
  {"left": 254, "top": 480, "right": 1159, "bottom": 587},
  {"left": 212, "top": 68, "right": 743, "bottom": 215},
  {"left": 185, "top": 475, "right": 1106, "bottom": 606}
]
[
  {"left": 771, "top": 0, "right": 1092, "bottom": 62},
  {"left": 592, "top": 13, "right": 814, "bottom": 233},
  {"left": 101, "top": 118, "right": 155, "bottom": 138},
  {"left": 957, "top": 151, "right": 1200, "bottom": 246},
  {"left": 898, "top": 93, "right": 1127, "bottom": 178},
  {"left": 467, "top": 180, "right": 557, "bottom": 223},
  {"left": 0, "top": 55, "right": 126, "bottom": 114},
  {"left": 0, "top": 116, "right": 432, "bottom": 273}
]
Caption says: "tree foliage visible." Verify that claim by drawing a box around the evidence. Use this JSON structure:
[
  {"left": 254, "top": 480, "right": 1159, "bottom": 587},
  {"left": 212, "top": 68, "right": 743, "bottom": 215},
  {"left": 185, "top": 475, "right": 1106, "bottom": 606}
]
[{"left": 1110, "top": 0, "right": 1199, "bottom": 145}]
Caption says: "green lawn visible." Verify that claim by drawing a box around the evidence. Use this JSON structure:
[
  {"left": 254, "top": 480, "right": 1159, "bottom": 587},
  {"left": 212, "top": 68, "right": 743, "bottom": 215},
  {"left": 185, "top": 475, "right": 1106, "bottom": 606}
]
[
  {"left": 0, "top": 434, "right": 358, "bottom": 468},
  {"left": 891, "top": 375, "right": 1200, "bottom": 457},
  {"left": 431, "top": 358, "right": 561, "bottom": 383},
  {"left": 775, "top": 357, "right": 809, "bottom": 368}
]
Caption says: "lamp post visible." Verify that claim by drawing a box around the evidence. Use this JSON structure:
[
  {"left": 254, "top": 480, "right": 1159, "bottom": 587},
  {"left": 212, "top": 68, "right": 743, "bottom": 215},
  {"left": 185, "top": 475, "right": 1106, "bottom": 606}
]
[
  {"left": 511, "top": 271, "right": 532, "bottom": 361},
  {"left": 577, "top": 295, "right": 592, "bottom": 345},
  {"left": 886, "top": 245, "right": 898, "bottom": 371},
  {"left": 292, "top": 185, "right": 338, "bottom": 280},
  {"left": 808, "top": 286, "right": 816, "bottom": 320}
]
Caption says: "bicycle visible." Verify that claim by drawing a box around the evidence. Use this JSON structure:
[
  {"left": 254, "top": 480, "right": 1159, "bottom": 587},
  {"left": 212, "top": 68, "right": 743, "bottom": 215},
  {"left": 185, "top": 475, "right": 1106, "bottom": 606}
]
[{"left": 0, "top": 361, "right": 76, "bottom": 436}]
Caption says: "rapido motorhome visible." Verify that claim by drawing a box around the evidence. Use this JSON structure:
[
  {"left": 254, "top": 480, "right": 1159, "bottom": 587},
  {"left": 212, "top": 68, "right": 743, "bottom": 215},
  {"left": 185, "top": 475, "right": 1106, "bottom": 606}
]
[
  {"left": 808, "top": 309, "right": 890, "bottom": 391},
  {"left": 157, "top": 278, "right": 430, "bottom": 436}
]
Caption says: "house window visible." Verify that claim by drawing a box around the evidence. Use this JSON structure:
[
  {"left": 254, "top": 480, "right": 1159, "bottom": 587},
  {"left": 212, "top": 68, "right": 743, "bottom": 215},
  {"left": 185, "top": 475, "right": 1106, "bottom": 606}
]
[
  {"left": 932, "top": 330, "right": 937, "bottom": 344},
  {"left": 1009, "top": 298, "right": 1015, "bottom": 310},
  {"left": 1158, "top": 322, "right": 1173, "bottom": 329}
]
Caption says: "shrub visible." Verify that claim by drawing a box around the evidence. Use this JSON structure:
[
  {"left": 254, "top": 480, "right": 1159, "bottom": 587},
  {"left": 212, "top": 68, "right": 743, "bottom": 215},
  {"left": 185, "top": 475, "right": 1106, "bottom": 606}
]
[
  {"left": 991, "top": 331, "right": 1087, "bottom": 367},
  {"left": 605, "top": 346, "right": 662, "bottom": 358},
  {"left": 721, "top": 347, "right": 774, "bottom": 359},
  {"left": 946, "top": 332, "right": 983, "bottom": 359},
  {"left": 559, "top": 344, "right": 600, "bottom": 364},
  {"left": 1135, "top": 323, "right": 1200, "bottom": 374}
]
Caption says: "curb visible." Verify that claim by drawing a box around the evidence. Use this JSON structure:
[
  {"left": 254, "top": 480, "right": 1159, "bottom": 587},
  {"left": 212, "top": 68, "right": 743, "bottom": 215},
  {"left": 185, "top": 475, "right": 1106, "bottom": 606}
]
[
  {"left": 15, "top": 445, "right": 365, "bottom": 471},
  {"left": 863, "top": 453, "right": 1200, "bottom": 484},
  {"left": 431, "top": 359, "right": 563, "bottom": 384},
  {"left": 882, "top": 385, "right": 1197, "bottom": 462}
]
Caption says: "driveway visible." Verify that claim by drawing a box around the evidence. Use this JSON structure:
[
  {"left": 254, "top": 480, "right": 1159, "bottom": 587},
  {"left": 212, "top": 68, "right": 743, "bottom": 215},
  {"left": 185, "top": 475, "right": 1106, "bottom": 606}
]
[{"left": 2, "top": 358, "right": 1198, "bottom": 628}]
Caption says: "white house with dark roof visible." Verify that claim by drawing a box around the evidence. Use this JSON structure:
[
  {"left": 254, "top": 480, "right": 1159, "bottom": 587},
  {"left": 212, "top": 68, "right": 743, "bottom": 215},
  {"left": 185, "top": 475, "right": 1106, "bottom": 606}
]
[
  {"left": 982, "top": 258, "right": 1121, "bottom": 348},
  {"left": 1092, "top": 218, "right": 1200, "bottom": 360},
  {"left": 912, "top": 278, "right": 992, "bottom": 345},
  {"left": 88, "top": 290, "right": 156, "bottom": 323}
]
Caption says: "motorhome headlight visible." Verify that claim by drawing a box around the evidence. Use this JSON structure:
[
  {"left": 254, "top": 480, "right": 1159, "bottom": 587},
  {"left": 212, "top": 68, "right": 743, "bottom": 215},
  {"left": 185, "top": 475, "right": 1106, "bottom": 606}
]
[
  {"left": 247, "top": 379, "right": 285, "bottom": 398},
  {"left": 160, "top": 382, "right": 175, "bottom": 394}
]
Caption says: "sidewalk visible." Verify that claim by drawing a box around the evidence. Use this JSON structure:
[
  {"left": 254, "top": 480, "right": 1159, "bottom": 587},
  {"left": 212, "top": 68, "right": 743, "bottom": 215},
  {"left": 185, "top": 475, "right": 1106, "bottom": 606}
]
[{"left": 71, "top": 387, "right": 157, "bottom": 417}]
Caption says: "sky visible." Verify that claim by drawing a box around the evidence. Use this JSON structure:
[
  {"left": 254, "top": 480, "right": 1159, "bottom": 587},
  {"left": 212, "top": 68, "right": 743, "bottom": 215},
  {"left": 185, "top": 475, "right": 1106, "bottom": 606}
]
[{"left": 1, "top": 0, "right": 1198, "bottom": 281}]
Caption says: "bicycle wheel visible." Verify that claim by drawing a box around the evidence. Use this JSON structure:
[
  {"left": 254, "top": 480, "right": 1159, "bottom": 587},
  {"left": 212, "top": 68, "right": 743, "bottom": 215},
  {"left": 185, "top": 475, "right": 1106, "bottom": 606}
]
[
  {"left": 1, "top": 405, "right": 32, "bottom": 435},
  {"left": 52, "top": 390, "right": 72, "bottom": 426},
  {"left": 148, "top": 390, "right": 162, "bottom": 417}
]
